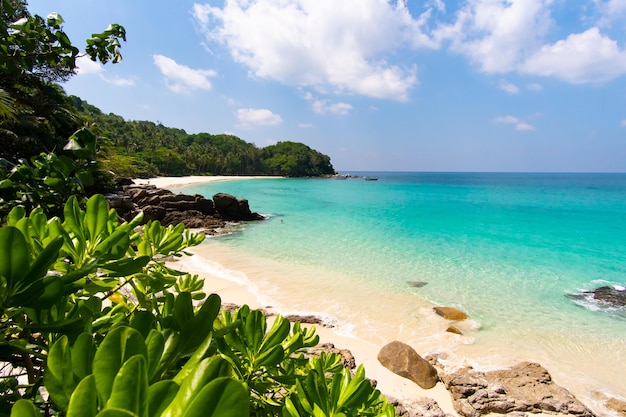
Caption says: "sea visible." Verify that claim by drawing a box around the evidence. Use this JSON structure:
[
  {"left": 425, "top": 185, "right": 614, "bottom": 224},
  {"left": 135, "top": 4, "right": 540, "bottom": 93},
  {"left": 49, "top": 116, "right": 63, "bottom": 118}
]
[{"left": 178, "top": 172, "right": 626, "bottom": 410}]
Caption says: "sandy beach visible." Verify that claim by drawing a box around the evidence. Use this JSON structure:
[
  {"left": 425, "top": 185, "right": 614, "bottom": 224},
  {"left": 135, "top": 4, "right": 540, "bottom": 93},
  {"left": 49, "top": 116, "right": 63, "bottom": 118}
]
[{"left": 141, "top": 175, "right": 607, "bottom": 417}]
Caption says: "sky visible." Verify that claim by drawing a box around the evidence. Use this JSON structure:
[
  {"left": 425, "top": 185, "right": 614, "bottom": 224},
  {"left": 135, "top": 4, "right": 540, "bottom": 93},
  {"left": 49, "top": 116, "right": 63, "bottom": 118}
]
[{"left": 27, "top": 0, "right": 626, "bottom": 172}]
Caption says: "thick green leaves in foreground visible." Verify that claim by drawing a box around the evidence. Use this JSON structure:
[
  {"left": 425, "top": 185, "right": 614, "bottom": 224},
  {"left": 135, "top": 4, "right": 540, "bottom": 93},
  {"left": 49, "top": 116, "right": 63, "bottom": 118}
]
[
  {"left": 183, "top": 377, "right": 249, "bottom": 417},
  {"left": 9, "top": 400, "right": 40, "bottom": 417},
  {"left": 93, "top": 327, "right": 148, "bottom": 404}
]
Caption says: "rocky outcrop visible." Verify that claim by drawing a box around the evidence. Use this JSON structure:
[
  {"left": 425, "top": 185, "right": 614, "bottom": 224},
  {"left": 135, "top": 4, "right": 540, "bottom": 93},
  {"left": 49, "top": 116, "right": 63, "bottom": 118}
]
[
  {"left": 378, "top": 341, "right": 439, "bottom": 389},
  {"left": 568, "top": 285, "right": 626, "bottom": 309},
  {"left": 105, "top": 180, "right": 264, "bottom": 234},
  {"left": 439, "top": 361, "right": 596, "bottom": 417},
  {"left": 433, "top": 307, "right": 468, "bottom": 321}
]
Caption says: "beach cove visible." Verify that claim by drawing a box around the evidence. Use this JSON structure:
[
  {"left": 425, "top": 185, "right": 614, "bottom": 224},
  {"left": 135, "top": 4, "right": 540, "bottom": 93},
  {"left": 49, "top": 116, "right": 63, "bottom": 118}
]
[{"left": 135, "top": 174, "right": 626, "bottom": 416}]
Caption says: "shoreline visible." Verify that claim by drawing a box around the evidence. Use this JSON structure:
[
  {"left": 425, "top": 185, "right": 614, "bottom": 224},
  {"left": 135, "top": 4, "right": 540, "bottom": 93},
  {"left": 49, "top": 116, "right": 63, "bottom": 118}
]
[
  {"left": 132, "top": 175, "right": 283, "bottom": 189},
  {"left": 140, "top": 175, "right": 617, "bottom": 416}
]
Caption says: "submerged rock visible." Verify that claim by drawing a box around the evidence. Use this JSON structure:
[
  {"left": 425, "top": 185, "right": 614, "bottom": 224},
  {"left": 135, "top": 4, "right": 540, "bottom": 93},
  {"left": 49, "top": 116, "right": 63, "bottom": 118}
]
[
  {"left": 567, "top": 285, "right": 626, "bottom": 318},
  {"left": 377, "top": 341, "right": 439, "bottom": 389},
  {"left": 433, "top": 306, "right": 468, "bottom": 321},
  {"left": 408, "top": 281, "right": 428, "bottom": 288}
]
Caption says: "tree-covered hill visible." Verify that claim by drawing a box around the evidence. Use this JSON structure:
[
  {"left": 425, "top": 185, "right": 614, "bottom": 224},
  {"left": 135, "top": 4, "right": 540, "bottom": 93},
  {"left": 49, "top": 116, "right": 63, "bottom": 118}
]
[{"left": 73, "top": 97, "right": 336, "bottom": 178}]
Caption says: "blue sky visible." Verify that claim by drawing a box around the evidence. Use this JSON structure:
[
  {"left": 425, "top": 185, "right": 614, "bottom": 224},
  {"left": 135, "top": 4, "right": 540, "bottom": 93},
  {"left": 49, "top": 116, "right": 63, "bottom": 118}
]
[{"left": 28, "top": 0, "right": 626, "bottom": 172}]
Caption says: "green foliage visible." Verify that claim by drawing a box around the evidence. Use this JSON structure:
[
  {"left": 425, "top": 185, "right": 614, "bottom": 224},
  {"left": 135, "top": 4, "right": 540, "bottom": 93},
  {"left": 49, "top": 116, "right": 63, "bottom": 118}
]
[
  {"left": 262, "top": 141, "right": 335, "bottom": 177},
  {"left": 0, "top": 195, "right": 394, "bottom": 416},
  {"left": 72, "top": 98, "right": 336, "bottom": 178},
  {"left": 0, "top": 1, "right": 126, "bottom": 161}
]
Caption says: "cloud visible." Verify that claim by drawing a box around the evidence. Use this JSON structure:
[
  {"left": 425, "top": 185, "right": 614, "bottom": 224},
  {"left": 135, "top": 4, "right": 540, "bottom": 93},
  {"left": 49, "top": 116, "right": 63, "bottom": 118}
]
[
  {"left": 494, "top": 115, "right": 535, "bottom": 131},
  {"left": 312, "top": 100, "right": 353, "bottom": 115},
  {"left": 192, "top": 0, "right": 439, "bottom": 101},
  {"left": 526, "top": 83, "right": 543, "bottom": 91},
  {"left": 298, "top": 123, "right": 314, "bottom": 128},
  {"left": 521, "top": 28, "right": 626, "bottom": 84},
  {"left": 153, "top": 54, "right": 216, "bottom": 93},
  {"left": 75, "top": 55, "right": 135, "bottom": 86},
  {"left": 237, "top": 108, "right": 283, "bottom": 126},
  {"left": 499, "top": 80, "right": 520, "bottom": 94},
  {"left": 436, "top": 0, "right": 626, "bottom": 84}
]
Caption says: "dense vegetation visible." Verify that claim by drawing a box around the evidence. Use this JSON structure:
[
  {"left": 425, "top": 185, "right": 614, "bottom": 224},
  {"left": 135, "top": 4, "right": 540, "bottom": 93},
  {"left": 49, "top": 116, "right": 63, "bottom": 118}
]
[
  {"left": 0, "top": 2, "right": 394, "bottom": 416},
  {"left": 74, "top": 99, "right": 336, "bottom": 178}
]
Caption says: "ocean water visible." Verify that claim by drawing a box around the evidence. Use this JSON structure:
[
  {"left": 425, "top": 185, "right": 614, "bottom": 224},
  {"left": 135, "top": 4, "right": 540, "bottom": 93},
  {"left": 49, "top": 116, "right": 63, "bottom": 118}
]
[{"left": 179, "top": 172, "right": 626, "bottom": 409}]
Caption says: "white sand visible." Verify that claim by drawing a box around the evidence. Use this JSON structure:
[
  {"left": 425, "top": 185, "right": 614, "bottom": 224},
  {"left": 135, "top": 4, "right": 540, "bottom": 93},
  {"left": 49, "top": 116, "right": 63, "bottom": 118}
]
[{"left": 132, "top": 175, "right": 282, "bottom": 189}]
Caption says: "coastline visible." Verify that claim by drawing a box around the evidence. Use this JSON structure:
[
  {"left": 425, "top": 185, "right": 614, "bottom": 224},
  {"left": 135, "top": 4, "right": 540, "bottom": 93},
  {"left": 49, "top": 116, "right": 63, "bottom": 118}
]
[
  {"left": 132, "top": 175, "right": 283, "bottom": 189},
  {"left": 139, "top": 175, "right": 614, "bottom": 417}
]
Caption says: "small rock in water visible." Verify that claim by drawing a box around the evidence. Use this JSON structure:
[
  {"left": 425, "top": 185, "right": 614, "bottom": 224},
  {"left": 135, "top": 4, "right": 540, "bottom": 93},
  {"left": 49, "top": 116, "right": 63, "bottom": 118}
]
[
  {"left": 567, "top": 285, "right": 626, "bottom": 317},
  {"left": 446, "top": 326, "right": 463, "bottom": 335},
  {"left": 408, "top": 281, "right": 428, "bottom": 288},
  {"left": 433, "top": 306, "right": 468, "bottom": 321}
]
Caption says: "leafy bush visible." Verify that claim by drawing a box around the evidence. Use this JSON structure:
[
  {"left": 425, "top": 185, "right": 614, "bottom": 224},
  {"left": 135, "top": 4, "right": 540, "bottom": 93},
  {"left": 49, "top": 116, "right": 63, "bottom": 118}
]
[{"left": 1, "top": 194, "right": 395, "bottom": 417}]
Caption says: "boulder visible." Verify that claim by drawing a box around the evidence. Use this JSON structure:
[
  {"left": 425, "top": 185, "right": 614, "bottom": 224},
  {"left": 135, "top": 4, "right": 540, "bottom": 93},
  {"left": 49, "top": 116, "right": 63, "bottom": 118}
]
[
  {"left": 433, "top": 306, "right": 468, "bottom": 321},
  {"left": 407, "top": 281, "right": 428, "bottom": 288},
  {"left": 440, "top": 362, "right": 596, "bottom": 417},
  {"left": 377, "top": 341, "right": 438, "bottom": 389}
]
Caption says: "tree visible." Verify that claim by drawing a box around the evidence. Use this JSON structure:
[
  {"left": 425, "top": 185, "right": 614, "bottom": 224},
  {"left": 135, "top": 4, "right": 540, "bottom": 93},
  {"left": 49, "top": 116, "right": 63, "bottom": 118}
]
[{"left": 0, "top": 0, "right": 126, "bottom": 160}]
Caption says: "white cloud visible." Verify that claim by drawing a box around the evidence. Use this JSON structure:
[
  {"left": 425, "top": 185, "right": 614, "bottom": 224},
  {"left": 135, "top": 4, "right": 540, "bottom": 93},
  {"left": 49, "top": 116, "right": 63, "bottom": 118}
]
[
  {"left": 312, "top": 100, "right": 353, "bottom": 115},
  {"left": 494, "top": 115, "right": 535, "bottom": 131},
  {"left": 75, "top": 55, "right": 135, "bottom": 86},
  {"left": 298, "top": 123, "right": 314, "bottom": 128},
  {"left": 153, "top": 54, "right": 216, "bottom": 93},
  {"left": 237, "top": 108, "right": 283, "bottom": 126},
  {"left": 499, "top": 80, "right": 520, "bottom": 94},
  {"left": 192, "top": 0, "right": 438, "bottom": 101},
  {"left": 521, "top": 28, "right": 626, "bottom": 84},
  {"left": 437, "top": 0, "right": 553, "bottom": 73},
  {"left": 527, "top": 83, "right": 543, "bottom": 91},
  {"left": 436, "top": 0, "right": 626, "bottom": 84}
]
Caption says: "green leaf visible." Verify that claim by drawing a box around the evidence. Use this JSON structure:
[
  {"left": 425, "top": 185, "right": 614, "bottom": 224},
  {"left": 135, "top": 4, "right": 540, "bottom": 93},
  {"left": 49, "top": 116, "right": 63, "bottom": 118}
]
[
  {"left": 100, "top": 256, "right": 150, "bottom": 277},
  {"left": 71, "top": 333, "right": 95, "bottom": 380},
  {"left": 172, "top": 292, "right": 193, "bottom": 331},
  {"left": 259, "top": 315, "right": 290, "bottom": 352},
  {"left": 45, "top": 335, "right": 75, "bottom": 412},
  {"left": 105, "top": 355, "right": 148, "bottom": 417},
  {"left": 181, "top": 377, "right": 249, "bottom": 417},
  {"left": 0, "top": 226, "right": 29, "bottom": 290},
  {"left": 145, "top": 330, "right": 165, "bottom": 381},
  {"left": 9, "top": 399, "right": 40, "bottom": 417},
  {"left": 67, "top": 375, "right": 97, "bottom": 417},
  {"left": 93, "top": 327, "right": 148, "bottom": 404},
  {"left": 161, "top": 357, "right": 233, "bottom": 417},
  {"left": 147, "top": 380, "right": 179, "bottom": 417},
  {"left": 85, "top": 194, "right": 109, "bottom": 242},
  {"left": 95, "top": 409, "right": 136, "bottom": 417}
]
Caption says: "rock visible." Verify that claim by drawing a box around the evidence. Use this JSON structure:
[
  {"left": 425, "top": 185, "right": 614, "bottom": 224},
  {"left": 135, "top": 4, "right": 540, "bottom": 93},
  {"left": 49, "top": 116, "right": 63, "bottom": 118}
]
[
  {"left": 605, "top": 397, "right": 626, "bottom": 416},
  {"left": 408, "top": 281, "right": 428, "bottom": 288},
  {"left": 213, "top": 192, "right": 263, "bottom": 221},
  {"left": 433, "top": 306, "right": 468, "bottom": 321},
  {"left": 389, "top": 397, "right": 453, "bottom": 417},
  {"left": 377, "top": 341, "right": 439, "bottom": 389},
  {"left": 440, "top": 362, "right": 596, "bottom": 417},
  {"left": 106, "top": 182, "right": 264, "bottom": 235},
  {"left": 446, "top": 326, "right": 463, "bottom": 335},
  {"left": 142, "top": 205, "right": 167, "bottom": 222},
  {"left": 283, "top": 314, "right": 334, "bottom": 328}
]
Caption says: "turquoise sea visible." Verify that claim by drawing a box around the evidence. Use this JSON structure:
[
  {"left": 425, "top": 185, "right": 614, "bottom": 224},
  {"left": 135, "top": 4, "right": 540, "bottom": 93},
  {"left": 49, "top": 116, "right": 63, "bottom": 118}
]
[{"left": 179, "top": 172, "right": 626, "bottom": 408}]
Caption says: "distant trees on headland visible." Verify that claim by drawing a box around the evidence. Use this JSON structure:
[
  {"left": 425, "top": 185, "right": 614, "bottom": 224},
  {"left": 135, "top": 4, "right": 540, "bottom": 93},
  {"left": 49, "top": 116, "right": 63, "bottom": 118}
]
[{"left": 71, "top": 99, "right": 336, "bottom": 178}]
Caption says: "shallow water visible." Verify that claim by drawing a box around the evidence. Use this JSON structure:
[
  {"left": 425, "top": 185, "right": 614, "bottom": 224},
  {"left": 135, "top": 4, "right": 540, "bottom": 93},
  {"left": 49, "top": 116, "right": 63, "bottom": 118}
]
[{"left": 180, "top": 172, "right": 626, "bottom": 407}]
